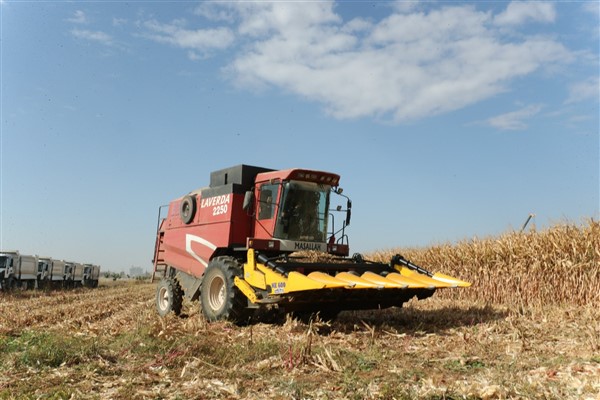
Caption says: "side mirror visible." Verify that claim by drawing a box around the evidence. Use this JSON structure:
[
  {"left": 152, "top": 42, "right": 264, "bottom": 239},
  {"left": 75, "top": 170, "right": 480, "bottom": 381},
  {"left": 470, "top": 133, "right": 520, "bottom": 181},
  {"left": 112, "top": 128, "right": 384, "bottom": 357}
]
[
  {"left": 243, "top": 191, "right": 254, "bottom": 211},
  {"left": 346, "top": 199, "right": 352, "bottom": 226}
]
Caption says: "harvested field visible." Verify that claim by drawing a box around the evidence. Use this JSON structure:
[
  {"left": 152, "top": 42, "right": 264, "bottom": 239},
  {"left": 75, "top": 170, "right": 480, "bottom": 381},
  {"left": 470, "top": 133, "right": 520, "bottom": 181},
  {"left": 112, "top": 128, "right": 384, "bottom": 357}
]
[
  {"left": 0, "top": 221, "right": 598, "bottom": 399},
  {"left": 0, "top": 281, "right": 148, "bottom": 337}
]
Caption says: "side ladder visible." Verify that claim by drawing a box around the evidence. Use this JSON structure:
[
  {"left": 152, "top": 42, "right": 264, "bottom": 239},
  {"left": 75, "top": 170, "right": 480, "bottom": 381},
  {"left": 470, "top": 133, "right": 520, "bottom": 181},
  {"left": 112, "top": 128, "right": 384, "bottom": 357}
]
[
  {"left": 151, "top": 232, "right": 166, "bottom": 283},
  {"left": 151, "top": 205, "right": 169, "bottom": 283}
]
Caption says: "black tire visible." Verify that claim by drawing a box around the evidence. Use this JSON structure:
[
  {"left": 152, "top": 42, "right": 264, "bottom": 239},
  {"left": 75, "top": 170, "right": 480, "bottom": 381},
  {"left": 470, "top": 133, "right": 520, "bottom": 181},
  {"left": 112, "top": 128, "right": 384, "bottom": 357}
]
[
  {"left": 156, "top": 278, "right": 183, "bottom": 316},
  {"left": 7, "top": 277, "right": 16, "bottom": 291},
  {"left": 180, "top": 195, "right": 196, "bottom": 224},
  {"left": 200, "top": 257, "right": 249, "bottom": 324},
  {"left": 1, "top": 277, "right": 15, "bottom": 291}
]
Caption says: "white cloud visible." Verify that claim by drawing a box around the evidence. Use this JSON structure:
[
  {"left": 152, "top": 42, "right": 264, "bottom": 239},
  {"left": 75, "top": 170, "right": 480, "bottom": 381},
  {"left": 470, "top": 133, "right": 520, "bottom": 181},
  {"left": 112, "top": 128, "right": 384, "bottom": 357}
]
[
  {"left": 582, "top": 2, "right": 599, "bottom": 16},
  {"left": 494, "top": 1, "right": 556, "bottom": 26},
  {"left": 139, "top": 1, "right": 574, "bottom": 123},
  {"left": 486, "top": 104, "right": 543, "bottom": 130},
  {"left": 223, "top": 2, "right": 571, "bottom": 122},
  {"left": 71, "top": 28, "right": 113, "bottom": 46},
  {"left": 341, "top": 17, "right": 372, "bottom": 34},
  {"left": 113, "top": 17, "right": 127, "bottom": 27},
  {"left": 193, "top": 2, "right": 236, "bottom": 23},
  {"left": 368, "top": 6, "right": 490, "bottom": 44},
  {"left": 233, "top": 2, "right": 340, "bottom": 37},
  {"left": 67, "top": 10, "right": 88, "bottom": 24},
  {"left": 141, "top": 19, "right": 234, "bottom": 52},
  {"left": 187, "top": 51, "right": 204, "bottom": 61},
  {"left": 565, "top": 77, "right": 599, "bottom": 104}
]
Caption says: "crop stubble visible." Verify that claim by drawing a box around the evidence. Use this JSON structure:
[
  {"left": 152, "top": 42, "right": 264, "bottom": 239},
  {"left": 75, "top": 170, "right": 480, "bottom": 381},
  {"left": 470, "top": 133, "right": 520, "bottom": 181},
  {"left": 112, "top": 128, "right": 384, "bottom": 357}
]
[
  {"left": 0, "top": 283, "right": 152, "bottom": 337},
  {"left": 0, "top": 220, "right": 598, "bottom": 399}
]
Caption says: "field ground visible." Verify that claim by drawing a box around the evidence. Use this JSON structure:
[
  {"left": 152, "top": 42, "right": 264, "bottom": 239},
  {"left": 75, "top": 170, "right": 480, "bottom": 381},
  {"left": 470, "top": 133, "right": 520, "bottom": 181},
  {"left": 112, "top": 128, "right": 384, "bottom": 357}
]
[{"left": 1, "top": 281, "right": 598, "bottom": 399}]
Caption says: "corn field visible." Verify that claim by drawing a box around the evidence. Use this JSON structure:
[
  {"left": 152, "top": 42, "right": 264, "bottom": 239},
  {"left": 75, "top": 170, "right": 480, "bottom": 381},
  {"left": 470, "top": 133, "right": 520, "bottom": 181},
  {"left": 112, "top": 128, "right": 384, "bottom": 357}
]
[{"left": 370, "top": 219, "right": 600, "bottom": 307}]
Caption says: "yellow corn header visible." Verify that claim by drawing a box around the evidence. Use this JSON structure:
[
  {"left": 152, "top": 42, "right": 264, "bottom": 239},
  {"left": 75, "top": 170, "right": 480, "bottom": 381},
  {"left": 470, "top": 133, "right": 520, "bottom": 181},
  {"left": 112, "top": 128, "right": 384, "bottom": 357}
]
[{"left": 233, "top": 250, "right": 470, "bottom": 316}]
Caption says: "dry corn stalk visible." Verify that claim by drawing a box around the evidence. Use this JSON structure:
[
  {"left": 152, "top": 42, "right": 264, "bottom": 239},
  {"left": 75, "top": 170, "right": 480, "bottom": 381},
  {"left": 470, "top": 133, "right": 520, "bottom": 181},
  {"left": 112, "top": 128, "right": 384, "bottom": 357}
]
[{"left": 369, "top": 219, "right": 599, "bottom": 307}]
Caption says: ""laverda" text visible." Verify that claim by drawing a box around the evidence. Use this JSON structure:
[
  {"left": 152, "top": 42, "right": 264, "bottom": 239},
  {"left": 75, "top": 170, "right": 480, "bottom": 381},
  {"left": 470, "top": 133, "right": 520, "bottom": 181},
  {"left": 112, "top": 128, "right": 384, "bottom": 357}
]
[{"left": 200, "top": 194, "right": 231, "bottom": 208}]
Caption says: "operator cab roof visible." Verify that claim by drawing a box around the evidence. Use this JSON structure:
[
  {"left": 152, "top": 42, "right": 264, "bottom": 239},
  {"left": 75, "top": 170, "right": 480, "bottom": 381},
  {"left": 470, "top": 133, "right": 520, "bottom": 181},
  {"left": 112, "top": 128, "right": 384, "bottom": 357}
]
[{"left": 256, "top": 168, "right": 341, "bottom": 186}]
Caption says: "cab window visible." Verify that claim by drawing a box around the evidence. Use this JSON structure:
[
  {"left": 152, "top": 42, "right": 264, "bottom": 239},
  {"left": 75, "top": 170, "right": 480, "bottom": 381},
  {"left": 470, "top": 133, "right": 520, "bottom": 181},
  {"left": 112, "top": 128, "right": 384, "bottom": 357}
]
[
  {"left": 274, "top": 181, "right": 330, "bottom": 242},
  {"left": 258, "top": 183, "right": 279, "bottom": 220}
]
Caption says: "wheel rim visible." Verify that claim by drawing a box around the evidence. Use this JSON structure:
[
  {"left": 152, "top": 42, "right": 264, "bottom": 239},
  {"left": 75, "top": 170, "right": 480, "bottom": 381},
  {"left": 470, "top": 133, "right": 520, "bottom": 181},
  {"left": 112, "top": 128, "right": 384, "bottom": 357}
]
[
  {"left": 158, "top": 286, "right": 169, "bottom": 310},
  {"left": 208, "top": 275, "right": 226, "bottom": 311}
]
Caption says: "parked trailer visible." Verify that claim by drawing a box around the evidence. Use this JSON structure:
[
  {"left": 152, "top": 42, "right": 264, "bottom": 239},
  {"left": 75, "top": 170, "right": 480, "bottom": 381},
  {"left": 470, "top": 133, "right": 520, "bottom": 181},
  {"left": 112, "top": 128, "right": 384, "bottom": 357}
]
[
  {"left": 0, "top": 251, "right": 20, "bottom": 289},
  {"left": 18, "top": 254, "right": 38, "bottom": 289},
  {"left": 0, "top": 251, "right": 38, "bottom": 290},
  {"left": 47, "top": 259, "right": 68, "bottom": 287},
  {"left": 1, "top": 250, "right": 102, "bottom": 292},
  {"left": 72, "top": 263, "right": 85, "bottom": 287},
  {"left": 92, "top": 265, "right": 100, "bottom": 284},
  {"left": 62, "top": 262, "right": 75, "bottom": 288},
  {"left": 37, "top": 257, "right": 53, "bottom": 288},
  {"left": 38, "top": 258, "right": 75, "bottom": 289},
  {"left": 83, "top": 264, "right": 100, "bottom": 288}
]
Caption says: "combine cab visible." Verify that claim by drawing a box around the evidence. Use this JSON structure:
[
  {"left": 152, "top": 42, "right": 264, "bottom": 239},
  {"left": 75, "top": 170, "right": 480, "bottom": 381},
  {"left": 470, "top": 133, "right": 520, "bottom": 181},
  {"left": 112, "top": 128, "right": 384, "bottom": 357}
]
[{"left": 152, "top": 165, "right": 470, "bottom": 322}]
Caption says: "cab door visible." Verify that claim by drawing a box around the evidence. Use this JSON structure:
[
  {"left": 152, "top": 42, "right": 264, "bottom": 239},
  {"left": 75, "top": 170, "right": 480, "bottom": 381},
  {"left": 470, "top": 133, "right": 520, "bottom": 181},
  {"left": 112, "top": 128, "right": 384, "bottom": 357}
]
[{"left": 253, "top": 181, "right": 280, "bottom": 240}]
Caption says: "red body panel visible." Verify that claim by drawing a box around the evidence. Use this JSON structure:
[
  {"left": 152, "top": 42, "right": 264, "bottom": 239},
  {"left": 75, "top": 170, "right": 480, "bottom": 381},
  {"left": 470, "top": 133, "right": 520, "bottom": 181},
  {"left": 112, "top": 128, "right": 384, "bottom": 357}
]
[{"left": 159, "top": 190, "right": 251, "bottom": 278}]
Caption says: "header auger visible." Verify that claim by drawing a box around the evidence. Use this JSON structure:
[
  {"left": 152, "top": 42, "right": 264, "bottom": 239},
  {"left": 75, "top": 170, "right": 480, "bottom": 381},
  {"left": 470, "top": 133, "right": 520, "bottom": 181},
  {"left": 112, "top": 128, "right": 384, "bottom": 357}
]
[{"left": 152, "top": 165, "right": 470, "bottom": 323}]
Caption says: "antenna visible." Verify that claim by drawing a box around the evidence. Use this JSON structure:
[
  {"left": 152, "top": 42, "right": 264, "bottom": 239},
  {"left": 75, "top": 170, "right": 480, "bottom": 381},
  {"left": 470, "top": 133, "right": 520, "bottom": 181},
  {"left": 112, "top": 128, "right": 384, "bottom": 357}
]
[{"left": 520, "top": 213, "right": 536, "bottom": 232}]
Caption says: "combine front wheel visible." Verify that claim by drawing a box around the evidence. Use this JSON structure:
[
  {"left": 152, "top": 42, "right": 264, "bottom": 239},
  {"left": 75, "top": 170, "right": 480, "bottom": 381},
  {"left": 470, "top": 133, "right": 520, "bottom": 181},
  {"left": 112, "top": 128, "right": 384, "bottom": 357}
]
[
  {"left": 200, "top": 257, "right": 249, "bottom": 324},
  {"left": 156, "top": 278, "right": 183, "bottom": 316}
]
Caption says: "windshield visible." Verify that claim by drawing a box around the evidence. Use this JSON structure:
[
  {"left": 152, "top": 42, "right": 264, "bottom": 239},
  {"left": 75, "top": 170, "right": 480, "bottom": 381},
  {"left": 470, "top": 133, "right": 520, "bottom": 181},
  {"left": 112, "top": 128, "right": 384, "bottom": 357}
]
[
  {"left": 274, "top": 181, "right": 330, "bottom": 242},
  {"left": 0, "top": 256, "right": 8, "bottom": 268}
]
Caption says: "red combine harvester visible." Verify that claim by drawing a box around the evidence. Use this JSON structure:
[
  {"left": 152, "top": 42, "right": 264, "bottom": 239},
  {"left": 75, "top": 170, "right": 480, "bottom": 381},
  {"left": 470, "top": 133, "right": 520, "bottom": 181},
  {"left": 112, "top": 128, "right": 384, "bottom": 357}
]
[{"left": 152, "top": 165, "right": 470, "bottom": 323}]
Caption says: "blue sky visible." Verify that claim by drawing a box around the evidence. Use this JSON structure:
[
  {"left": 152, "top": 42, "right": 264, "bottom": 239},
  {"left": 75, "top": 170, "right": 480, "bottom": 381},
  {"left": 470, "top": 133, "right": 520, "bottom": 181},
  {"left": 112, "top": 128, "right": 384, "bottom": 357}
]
[{"left": 1, "top": 1, "right": 598, "bottom": 272}]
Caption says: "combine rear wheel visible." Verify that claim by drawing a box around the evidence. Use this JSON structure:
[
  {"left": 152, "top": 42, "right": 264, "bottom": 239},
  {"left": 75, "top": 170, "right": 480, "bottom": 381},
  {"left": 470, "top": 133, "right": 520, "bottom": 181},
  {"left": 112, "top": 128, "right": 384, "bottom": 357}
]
[
  {"left": 200, "top": 257, "right": 249, "bottom": 324},
  {"left": 156, "top": 278, "right": 183, "bottom": 316}
]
